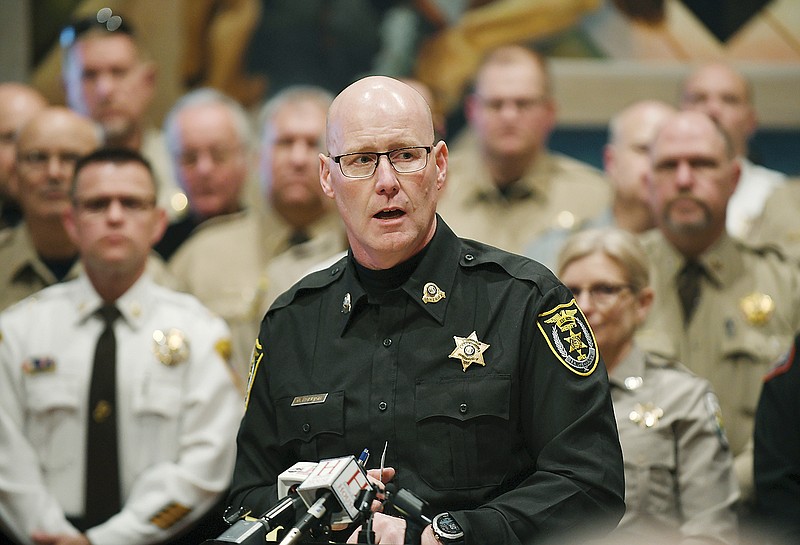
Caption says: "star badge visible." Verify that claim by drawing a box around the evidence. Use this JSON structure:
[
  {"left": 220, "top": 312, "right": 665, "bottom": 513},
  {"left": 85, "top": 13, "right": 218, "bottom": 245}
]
[{"left": 449, "top": 331, "right": 490, "bottom": 372}]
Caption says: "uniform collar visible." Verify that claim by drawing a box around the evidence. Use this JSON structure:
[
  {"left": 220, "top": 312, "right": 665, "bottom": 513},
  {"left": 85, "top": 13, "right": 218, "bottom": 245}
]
[
  {"left": 653, "top": 230, "right": 743, "bottom": 289},
  {"left": 73, "top": 272, "right": 154, "bottom": 330},
  {"left": 333, "top": 215, "right": 460, "bottom": 336},
  {"left": 608, "top": 343, "right": 647, "bottom": 393}
]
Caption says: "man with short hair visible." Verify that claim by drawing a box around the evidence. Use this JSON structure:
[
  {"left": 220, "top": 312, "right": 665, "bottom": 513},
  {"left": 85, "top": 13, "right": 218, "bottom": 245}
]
[
  {"left": 60, "top": 15, "right": 184, "bottom": 220},
  {"left": 0, "top": 107, "right": 100, "bottom": 311},
  {"left": 156, "top": 88, "right": 252, "bottom": 260},
  {"left": 680, "top": 62, "right": 786, "bottom": 240},
  {"left": 0, "top": 83, "right": 48, "bottom": 229},
  {"left": 525, "top": 99, "right": 676, "bottom": 269},
  {"left": 168, "top": 86, "right": 345, "bottom": 378},
  {"left": 0, "top": 148, "right": 241, "bottom": 545},
  {"left": 637, "top": 110, "right": 800, "bottom": 501},
  {"left": 438, "top": 44, "right": 611, "bottom": 254},
  {"left": 228, "top": 76, "right": 624, "bottom": 545}
]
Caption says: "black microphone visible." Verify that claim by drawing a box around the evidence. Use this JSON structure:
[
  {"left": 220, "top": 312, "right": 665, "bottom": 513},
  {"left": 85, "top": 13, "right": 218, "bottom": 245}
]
[
  {"left": 209, "top": 493, "right": 306, "bottom": 544},
  {"left": 278, "top": 491, "right": 336, "bottom": 545},
  {"left": 383, "top": 484, "right": 432, "bottom": 526}
]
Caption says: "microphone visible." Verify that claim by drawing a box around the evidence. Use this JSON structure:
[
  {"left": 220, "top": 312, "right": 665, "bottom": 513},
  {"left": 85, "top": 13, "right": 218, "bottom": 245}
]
[
  {"left": 280, "top": 456, "right": 374, "bottom": 545},
  {"left": 278, "top": 492, "right": 336, "bottom": 545},
  {"left": 210, "top": 493, "right": 306, "bottom": 544},
  {"left": 383, "top": 483, "right": 432, "bottom": 526}
]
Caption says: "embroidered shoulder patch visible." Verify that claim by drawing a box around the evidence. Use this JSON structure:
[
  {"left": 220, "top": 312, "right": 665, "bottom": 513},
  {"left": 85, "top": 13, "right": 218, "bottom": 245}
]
[{"left": 536, "top": 299, "right": 598, "bottom": 376}]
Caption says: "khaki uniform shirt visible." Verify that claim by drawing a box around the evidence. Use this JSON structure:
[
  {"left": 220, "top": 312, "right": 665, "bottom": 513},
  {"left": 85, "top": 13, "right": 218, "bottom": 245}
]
[
  {"left": 0, "top": 274, "right": 241, "bottom": 545},
  {"left": 749, "top": 178, "right": 800, "bottom": 262},
  {"left": 637, "top": 229, "right": 800, "bottom": 498},
  {"left": 0, "top": 223, "right": 177, "bottom": 312},
  {"left": 610, "top": 345, "right": 738, "bottom": 544},
  {"left": 438, "top": 131, "right": 611, "bottom": 254},
  {"left": 168, "top": 208, "right": 343, "bottom": 378}
]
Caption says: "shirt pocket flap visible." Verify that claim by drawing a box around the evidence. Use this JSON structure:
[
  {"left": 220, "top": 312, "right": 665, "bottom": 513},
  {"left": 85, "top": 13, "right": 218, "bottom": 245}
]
[
  {"left": 276, "top": 390, "right": 345, "bottom": 444},
  {"left": 133, "top": 380, "right": 182, "bottom": 418},
  {"left": 415, "top": 375, "right": 511, "bottom": 423},
  {"left": 25, "top": 374, "right": 81, "bottom": 413}
]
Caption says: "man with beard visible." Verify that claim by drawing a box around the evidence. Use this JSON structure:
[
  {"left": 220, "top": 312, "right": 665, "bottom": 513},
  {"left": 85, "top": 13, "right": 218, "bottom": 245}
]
[
  {"left": 60, "top": 15, "right": 184, "bottom": 220},
  {"left": 636, "top": 110, "right": 800, "bottom": 506}
]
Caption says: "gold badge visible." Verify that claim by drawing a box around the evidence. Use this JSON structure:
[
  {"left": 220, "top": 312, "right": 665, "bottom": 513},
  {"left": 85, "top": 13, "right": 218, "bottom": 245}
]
[
  {"left": 422, "top": 282, "right": 446, "bottom": 304},
  {"left": 629, "top": 402, "right": 663, "bottom": 428},
  {"left": 449, "top": 331, "right": 490, "bottom": 372},
  {"left": 152, "top": 329, "right": 190, "bottom": 366},
  {"left": 536, "top": 300, "right": 598, "bottom": 376},
  {"left": 739, "top": 292, "right": 774, "bottom": 326}
]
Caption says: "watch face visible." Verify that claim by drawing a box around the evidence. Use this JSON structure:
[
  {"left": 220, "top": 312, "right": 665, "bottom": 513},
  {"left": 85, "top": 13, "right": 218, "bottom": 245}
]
[{"left": 434, "top": 512, "right": 464, "bottom": 541}]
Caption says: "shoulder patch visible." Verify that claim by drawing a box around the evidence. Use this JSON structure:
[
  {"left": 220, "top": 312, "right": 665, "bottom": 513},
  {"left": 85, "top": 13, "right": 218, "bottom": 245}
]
[
  {"left": 703, "top": 391, "right": 730, "bottom": 450},
  {"left": 536, "top": 299, "right": 598, "bottom": 376},
  {"left": 270, "top": 258, "right": 347, "bottom": 312}
]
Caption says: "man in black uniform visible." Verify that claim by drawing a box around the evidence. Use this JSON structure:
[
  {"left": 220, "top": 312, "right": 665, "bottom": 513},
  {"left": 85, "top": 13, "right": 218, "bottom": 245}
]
[{"left": 228, "top": 76, "right": 625, "bottom": 545}]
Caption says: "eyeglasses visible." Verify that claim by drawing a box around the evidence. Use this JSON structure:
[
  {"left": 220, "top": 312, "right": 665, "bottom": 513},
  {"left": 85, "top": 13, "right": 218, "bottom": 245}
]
[
  {"left": 475, "top": 95, "right": 548, "bottom": 113},
  {"left": 565, "top": 283, "right": 633, "bottom": 308},
  {"left": 74, "top": 195, "right": 156, "bottom": 215},
  {"left": 178, "top": 145, "right": 242, "bottom": 168},
  {"left": 19, "top": 150, "right": 83, "bottom": 170},
  {"left": 331, "top": 146, "right": 432, "bottom": 179}
]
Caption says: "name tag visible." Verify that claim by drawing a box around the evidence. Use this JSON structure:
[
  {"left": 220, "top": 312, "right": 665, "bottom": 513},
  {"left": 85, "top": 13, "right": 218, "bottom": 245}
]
[{"left": 291, "top": 393, "right": 328, "bottom": 406}]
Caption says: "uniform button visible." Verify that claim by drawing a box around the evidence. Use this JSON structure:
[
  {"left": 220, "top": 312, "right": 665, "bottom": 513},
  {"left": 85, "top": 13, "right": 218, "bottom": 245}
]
[
  {"left": 378, "top": 401, "right": 388, "bottom": 411},
  {"left": 302, "top": 423, "right": 311, "bottom": 433},
  {"left": 330, "top": 267, "right": 340, "bottom": 275},
  {"left": 464, "top": 254, "right": 474, "bottom": 261},
  {"left": 459, "top": 403, "right": 468, "bottom": 414},
  {"left": 382, "top": 338, "right": 392, "bottom": 348}
]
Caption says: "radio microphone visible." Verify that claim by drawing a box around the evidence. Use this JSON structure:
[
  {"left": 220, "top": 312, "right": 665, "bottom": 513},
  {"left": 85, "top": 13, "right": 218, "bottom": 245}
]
[{"left": 279, "top": 456, "right": 374, "bottom": 545}]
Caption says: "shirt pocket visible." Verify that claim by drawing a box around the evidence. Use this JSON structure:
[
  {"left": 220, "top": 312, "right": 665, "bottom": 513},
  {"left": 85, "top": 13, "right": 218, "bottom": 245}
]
[
  {"left": 24, "top": 373, "right": 81, "bottom": 471},
  {"left": 621, "top": 423, "right": 678, "bottom": 521},
  {"left": 131, "top": 372, "right": 183, "bottom": 463},
  {"left": 276, "top": 390, "right": 345, "bottom": 462},
  {"left": 414, "top": 375, "right": 512, "bottom": 490}
]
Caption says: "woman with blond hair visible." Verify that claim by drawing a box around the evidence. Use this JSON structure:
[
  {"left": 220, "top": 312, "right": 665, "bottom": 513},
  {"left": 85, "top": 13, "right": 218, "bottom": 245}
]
[{"left": 558, "top": 227, "right": 739, "bottom": 544}]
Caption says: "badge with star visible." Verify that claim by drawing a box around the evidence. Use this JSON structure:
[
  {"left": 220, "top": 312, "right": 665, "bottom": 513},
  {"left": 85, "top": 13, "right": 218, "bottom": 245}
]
[
  {"left": 449, "top": 331, "right": 490, "bottom": 371},
  {"left": 536, "top": 299, "right": 598, "bottom": 376}
]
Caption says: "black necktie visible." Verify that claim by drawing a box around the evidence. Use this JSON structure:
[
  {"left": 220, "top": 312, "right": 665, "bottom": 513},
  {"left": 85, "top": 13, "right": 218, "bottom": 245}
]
[
  {"left": 84, "top": 304, "right": 122, "bottom": 528},
  {"left": 677, "top": 260, "right": 704, "bottom": 324}
]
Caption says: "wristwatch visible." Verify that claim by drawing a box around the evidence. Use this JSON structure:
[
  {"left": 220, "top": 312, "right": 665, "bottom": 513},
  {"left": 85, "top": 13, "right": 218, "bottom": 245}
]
[{"left": 431, "top": 512, "right": 465, "bottom": 544}]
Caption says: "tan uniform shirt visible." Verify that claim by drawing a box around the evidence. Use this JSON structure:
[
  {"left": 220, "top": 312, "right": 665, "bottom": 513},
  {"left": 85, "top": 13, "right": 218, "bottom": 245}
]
[
  {"left": 749, "top": 178, "right": 800, "bottom": 262},
  {"left": 0, "top": 223, "right": 177, "bottom": 312},
  {"left": 637, "top": 229, "right": 800, "bottom": 498},
  {"left": 609, "top": 345, "right": 738, "bottom": 544},
  {"left": 438, "top": 131, "right": 611, "bottom": 254},
  {"left": 167, "top": 208, "right": 343, "bottom": 378}
]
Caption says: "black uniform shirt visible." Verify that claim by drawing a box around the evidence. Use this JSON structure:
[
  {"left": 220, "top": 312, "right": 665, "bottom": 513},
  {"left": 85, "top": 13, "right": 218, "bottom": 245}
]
[{"left": 230, "top": 217, "right": 624, "bottom": 544}]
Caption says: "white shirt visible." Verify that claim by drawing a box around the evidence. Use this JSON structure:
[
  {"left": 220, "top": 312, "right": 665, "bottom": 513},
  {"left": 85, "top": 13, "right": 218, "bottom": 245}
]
[{"left": 0, "top": 274, "right": 242, "bottom": 545}]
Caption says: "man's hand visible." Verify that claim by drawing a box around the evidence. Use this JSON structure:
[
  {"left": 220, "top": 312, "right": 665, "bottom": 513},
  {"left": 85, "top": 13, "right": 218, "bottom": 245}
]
[
  {"left": 31, "top": 531, "right": 90, "bottom": 545},
  {"left": 347, "top": 512, "right": 406, "bottom": 544}
]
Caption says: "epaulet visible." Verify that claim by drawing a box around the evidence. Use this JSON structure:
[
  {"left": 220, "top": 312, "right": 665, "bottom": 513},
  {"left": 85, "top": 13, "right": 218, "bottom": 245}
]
[
  {"left": 734, "top": 238, "right": 789, "bottom": 260},
  {"left": 268, "top": 255, "right": 348, "bottom": 312},
  {"left": 459, "top": 238, "right": 559, "bottom": 287},
  {"left": 644, "top": 351, "right": 693, "bottom": 375}
]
